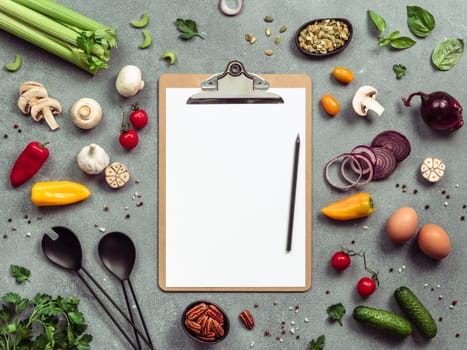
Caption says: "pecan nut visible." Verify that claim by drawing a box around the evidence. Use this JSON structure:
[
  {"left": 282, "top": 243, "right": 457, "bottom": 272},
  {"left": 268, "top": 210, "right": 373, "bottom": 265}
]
[
  {"left": 184, "top": 302, "right": 227, "bottom": 342},
  {"left": 239, "top": 309, "right": 255, "bottom": 330},
  {"left": 186, "top": 303, "right": 208, "bottom": 321}
]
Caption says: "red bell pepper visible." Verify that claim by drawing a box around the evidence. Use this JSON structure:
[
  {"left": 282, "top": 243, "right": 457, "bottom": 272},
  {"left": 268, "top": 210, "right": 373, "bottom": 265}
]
[{"left": 10, "top": 141, "right": 49, "bottom": 187}]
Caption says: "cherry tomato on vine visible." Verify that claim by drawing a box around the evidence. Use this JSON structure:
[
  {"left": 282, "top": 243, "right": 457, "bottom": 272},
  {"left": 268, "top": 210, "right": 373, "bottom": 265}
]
[
  {"left": 331, "top": 251, "right": 351, "bottom": 271},
  {"left": 119, "top": 129, "right": 139, "bottom": 150},
  {"left": 356, "top": 277, "right": 377, "bottom": 297},
  {"left": 129, "top": 106, "right": 148, "bottom": 129}
]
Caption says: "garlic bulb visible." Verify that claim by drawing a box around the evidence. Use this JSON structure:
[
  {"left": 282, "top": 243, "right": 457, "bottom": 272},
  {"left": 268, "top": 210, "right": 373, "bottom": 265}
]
[{"left": 77, "top": 143, "right": 110, "bottom": 175}]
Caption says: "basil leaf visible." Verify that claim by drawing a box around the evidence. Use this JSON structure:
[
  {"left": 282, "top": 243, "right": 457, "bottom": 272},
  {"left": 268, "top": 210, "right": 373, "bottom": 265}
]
[
  {"left": 388, "top": 31, "right": 401, "bottom": 40},
  {"left": 389, "top": 36, "right": 416, "bottom": 49},
  {"left": 432, "top": 38, "right": 464, "bottom": 71},
  {"left": 407, "top": 6, "right": 435, "bottom": 38},
  {"left": 378, "top": 37, "right": 392, "bottom": 46},
  {"left": 368, "top": 10, "right": 386, "bottom": 34}
]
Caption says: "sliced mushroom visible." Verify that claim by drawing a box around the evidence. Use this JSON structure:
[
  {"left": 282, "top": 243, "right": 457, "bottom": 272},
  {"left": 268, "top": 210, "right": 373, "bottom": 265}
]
[
  {"left": 352, "top": 85, "right": 384, "bottom": 116},
  {"left": 19, "top": 81, "right": 45, "bottom": 95},
  {"left": 18, "top": 87, "right": 49, "bottom": 114},
  {"left": 420, "top": 157, "right": 446, "bottom": 182},
  {"left": 71, "top": 98, "right": 103, "bottom": 129},
  {"left": 30, "top": 97, "right": 62, "bottom": 131}
]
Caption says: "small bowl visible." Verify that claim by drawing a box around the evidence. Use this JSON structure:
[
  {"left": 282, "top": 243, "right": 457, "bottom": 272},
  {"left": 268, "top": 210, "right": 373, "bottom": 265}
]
[
  {"left": 295, "top": 18, "right": 353, "bottom": 58},
  {"left": 181, "top": 300, "right": 230, "bottom": 344}
]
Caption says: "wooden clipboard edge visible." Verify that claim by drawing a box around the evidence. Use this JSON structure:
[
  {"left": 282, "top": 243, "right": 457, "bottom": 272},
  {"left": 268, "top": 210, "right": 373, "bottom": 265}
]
[{"left": 158, "top": 73, "right": 312, "bottom": 292}]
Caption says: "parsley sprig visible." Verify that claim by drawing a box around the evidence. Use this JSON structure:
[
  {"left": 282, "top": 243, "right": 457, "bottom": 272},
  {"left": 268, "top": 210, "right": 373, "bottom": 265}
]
[
  {"left": 176, "top": 18, "right": 204, "bottom": 40},
  {"left": 9, "top": 265, "right": 30, "bottom": 284},
  {"left": 0, "top": 292, "right": 92, "bottom": 350}
]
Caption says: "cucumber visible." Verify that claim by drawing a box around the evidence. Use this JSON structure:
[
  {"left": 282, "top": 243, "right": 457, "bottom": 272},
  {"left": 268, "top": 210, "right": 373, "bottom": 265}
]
[
  {"left": 394, "top": 286, "right": 437, "bottom": 339},
  {"left": 353, "top": 305, "right": 413, "bottom": 337}
]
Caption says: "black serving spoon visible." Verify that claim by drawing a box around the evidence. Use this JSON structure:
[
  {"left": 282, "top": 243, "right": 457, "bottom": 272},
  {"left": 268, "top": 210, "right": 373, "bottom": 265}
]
[
  {"left": 98, "top": 232, "right": 153, "bottom": 350},
  {"left": 41, "top": 226, "right": 154, "bottom": 350}
]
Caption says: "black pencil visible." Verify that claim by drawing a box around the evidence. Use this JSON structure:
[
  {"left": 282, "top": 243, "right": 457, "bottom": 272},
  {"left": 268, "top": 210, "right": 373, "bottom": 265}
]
[{"left": 286, "top": 134, "right": 300, "bottom": 252}]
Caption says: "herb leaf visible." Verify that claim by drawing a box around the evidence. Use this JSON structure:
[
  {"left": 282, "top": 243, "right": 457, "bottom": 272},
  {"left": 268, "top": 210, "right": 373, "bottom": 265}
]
[
  {"left": 432, "top": 38, "right": 464, "bottom": 71},
  {"left": 176, "top": 18, "right": 204, "bottom": 40},
  {"left": 407, "top": 6, "right": 435, "bottom": 38},
  {"left": 10, "top": 264, "right": 31, "bottom": 284},
  {"left": 368, "top": 10, "right": 386, "bottom": 35},
  {"left": 393, "top": 64, "right": 407, "bottom": 79},
  {"left": 308, "top": 334, "right": 325, "bottom": 350},
  {"left": 389, "top": 36, "right": 416, "bottom": 49},
  {"left": 327, "top": 303, "right": 346, "bottom": 326}
]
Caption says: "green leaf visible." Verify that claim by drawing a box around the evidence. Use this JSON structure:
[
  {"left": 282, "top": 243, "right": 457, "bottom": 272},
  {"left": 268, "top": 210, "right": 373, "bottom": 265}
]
[
  {"left": 10, "top": 265, "right": 31, "bottom": 284},
  {"left": 389, "top": 36, "right": 416, "bottom": 49},
  {"left": 327, "top": 303, "right": 346, "bottom": 326},
  {"left": 393, "top": 64, "right": 407, "bottom": 79},
  {"left": 175, "top": 18, "right": 204, "bottom": 40},
  {"left": 2, "top": 292, "right": 23, "bottom": 305},
  {"left": 308, "top": 334, "right": 325, "bottom": 350},
  {"left": 368, "top": 10, "right": 386, "bottom": 34},
  {"left": 407, "top": 6, "right": 435, "bottom": 38},
  {"left": 432, "top": 38, "right": 464, "bottom": 71}
]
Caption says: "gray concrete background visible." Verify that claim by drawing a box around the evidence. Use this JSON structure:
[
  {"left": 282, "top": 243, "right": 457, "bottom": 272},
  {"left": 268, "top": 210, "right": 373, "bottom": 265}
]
[{"left": 1, "top": 0, "right": 466, "bottom": 349}]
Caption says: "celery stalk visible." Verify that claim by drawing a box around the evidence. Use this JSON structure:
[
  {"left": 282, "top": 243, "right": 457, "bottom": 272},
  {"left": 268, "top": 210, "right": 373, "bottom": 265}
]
[
  {"left": 0, "top": 12, "right": 105, "bottom": 74},
  {"left": 0, "top": 0, "right": 117, "bottom": 74},
  {"left": 11, "top": 0, "right": 117, "bottom": 48}
]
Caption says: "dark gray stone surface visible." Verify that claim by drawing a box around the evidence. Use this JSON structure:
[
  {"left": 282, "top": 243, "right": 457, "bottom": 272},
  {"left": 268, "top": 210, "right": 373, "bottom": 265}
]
[{"left": 1, "top": 0, "right": 466, "bottom": 349}]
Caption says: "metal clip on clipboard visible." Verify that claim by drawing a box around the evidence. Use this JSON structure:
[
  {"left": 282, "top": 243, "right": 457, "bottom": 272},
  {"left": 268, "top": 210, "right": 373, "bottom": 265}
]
[{"left": 187, "top": 60, "right": 284, "bottom": 104}]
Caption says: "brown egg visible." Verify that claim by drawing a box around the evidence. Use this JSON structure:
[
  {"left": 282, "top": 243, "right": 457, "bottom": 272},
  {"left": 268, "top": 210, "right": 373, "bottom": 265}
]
[
  {"left": 417, "top": 223, "right": 451, "bottom": 260},
  {"left": 386, "top": 207, "right": 419, "bottom": 243}
]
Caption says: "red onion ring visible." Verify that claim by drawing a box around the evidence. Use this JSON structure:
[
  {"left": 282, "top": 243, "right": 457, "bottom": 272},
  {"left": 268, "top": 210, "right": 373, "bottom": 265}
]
[
  {"left": 370, "top": 130, "right": 411, "bottom": 162},
  {"left": 371, "top": 146, "right": 397, "bottom": 180},
  {"left": 341, "top": 153, "right": 375, "bottom": 185},
  {"left": 325, "top": 153, "right": 363, "bottom": 190}
]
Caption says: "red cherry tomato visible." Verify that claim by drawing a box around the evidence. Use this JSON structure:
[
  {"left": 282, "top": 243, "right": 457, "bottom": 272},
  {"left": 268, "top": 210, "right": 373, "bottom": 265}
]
[
  {"left": 356, "top": 277, "right": 377, "bottom": 297},
  {"left": 130, "top": 109, "right": 148, "bottom": 129},
  {"left": 119, "top": 130, "right": 139, "bottom": 150},
  {"left": 331, "top": 251, "right": 351, "bottom": 271}
]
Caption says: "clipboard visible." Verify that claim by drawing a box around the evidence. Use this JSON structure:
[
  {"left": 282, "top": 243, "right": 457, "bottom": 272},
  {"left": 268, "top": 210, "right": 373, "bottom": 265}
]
[{"left": 158, "top": 61, "right": 312, "bottom": 291}]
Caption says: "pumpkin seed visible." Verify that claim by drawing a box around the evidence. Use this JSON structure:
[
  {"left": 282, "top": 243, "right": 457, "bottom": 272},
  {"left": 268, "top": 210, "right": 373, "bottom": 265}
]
[
  {"left": 264, "top": 49, "right": 273, "bottom": 56},
  {"left": 298, "top": 19, "right": 350, "bottom": 54},
  {"left": 264, "top": 16, "right": 273, "bottom": 23},
  {"left": 274, "top": 35, "right": 281, "bottom": 45},
  {"left": 279, "top": 25, "right": 287, "bottom": 33},
  {"left": 265, "top": 27, "right": 272, "bottom": 37}
]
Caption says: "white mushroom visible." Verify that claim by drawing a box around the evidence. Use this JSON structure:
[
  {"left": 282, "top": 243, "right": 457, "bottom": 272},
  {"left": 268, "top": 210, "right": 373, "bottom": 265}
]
[
  {"left": 115, "top": 65, "right": 145, "bottom": 97},
  {"left": 29, "top": 97, "right": 62, "bottom": 130},
  {"left": 77, "top": 143, "right": 110, "bottom": 175},
  {"left": 352, "top": 85, "right": 385, "bottom": 116},
  {"left": 71, "top": 98, "right": 103, "bottom": 129},
  {"left": 18, "top": 87, "right": 49, "bottom": 114}
]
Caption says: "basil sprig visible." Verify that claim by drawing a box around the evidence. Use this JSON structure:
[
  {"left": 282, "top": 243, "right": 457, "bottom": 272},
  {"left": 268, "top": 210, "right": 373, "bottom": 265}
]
[
  {"left": 407, "top": 6, "right": 435, "bottom": 38},
  {"left": 368, "top": 10, "right": 416, "bottom": 49},
  {"left": 432, "top": 38, "right": 464, "bottom": 71}
]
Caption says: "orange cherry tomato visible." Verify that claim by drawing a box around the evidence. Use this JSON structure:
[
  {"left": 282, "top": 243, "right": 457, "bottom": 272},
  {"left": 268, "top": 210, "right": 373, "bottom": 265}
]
[
  {"left": 321, "top": 93, "right": 340, "bottom": 116},
  {"left": 332, "top": 67, "right": 354, "bottom": 83}
]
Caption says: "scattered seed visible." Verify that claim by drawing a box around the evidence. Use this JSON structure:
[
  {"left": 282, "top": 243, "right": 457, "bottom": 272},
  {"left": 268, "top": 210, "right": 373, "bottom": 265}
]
[
  {"left": 274, "top": 35, "right": 281, "bottom": 45},
  {"left": 99, "top": 227, "right": 106, "bottom": 233},
  {"left": 425, "top": 205, "right": 430, "bottom": 210},
  {"left": 125, "top": 214, "right": 131, "bottom": 219},
  {"left": 264, "top": 49, "right": 273, "bottom": 56},
  {"left": 136, "top": 202, "right": 144, "bottom": 207},
  {"left": 264, "top": 16, "right": 273, "bottom": 23},
  {"left": 439, "top": 317, "right": 443, "bottom": 322},
  {"left": 264, "top": 330, "right": 271, "bottom": 336},
  {"left": 265, "top": 27, "right": 272, "bottom": 37},
  {"left": 245, "top": 33, "right": 253, "bottom": 42},
  {"left": 279, "top": 25, "right": 287, "bottom": 33},
  {"left": 103, "top": 204, "right": 110, "bottom": 211},
  {"left": 304, "top": 317, "right": 309, "bottom": 323},
  {"left": 26, "top": 232, "right": 31, "bottom": 237},
  {"left": 249, "top": 36, "right": 257, "bottom": 44}
]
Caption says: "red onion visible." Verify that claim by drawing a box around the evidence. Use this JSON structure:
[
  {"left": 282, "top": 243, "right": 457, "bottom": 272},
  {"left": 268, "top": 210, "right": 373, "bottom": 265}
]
[
  {"left": 370, "top": 130, "right": 411, "bottom": 162},
  {"left": 402, "top": 91, "right": 464, "bottom": 131},
  {"left": 371, "top": 146, "right": 397, "bottom": 180}
]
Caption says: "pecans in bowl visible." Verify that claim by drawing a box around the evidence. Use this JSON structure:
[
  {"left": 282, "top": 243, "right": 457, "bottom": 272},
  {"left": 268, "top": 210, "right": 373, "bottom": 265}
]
[
  {"left": 181, "top": 301, "right": 230, "bottom": 344},
  {"left": 295, "top": 18, "right": 353, "bottom": 57}
]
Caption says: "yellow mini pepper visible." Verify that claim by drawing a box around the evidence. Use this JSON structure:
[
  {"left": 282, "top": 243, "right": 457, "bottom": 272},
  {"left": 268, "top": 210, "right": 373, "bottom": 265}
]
[
  {"left": 31, "top": 181, "right": 91, "bottom": 206},
  {"left": 321, "top": 192, "right": 374, "bottom": 220}
]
